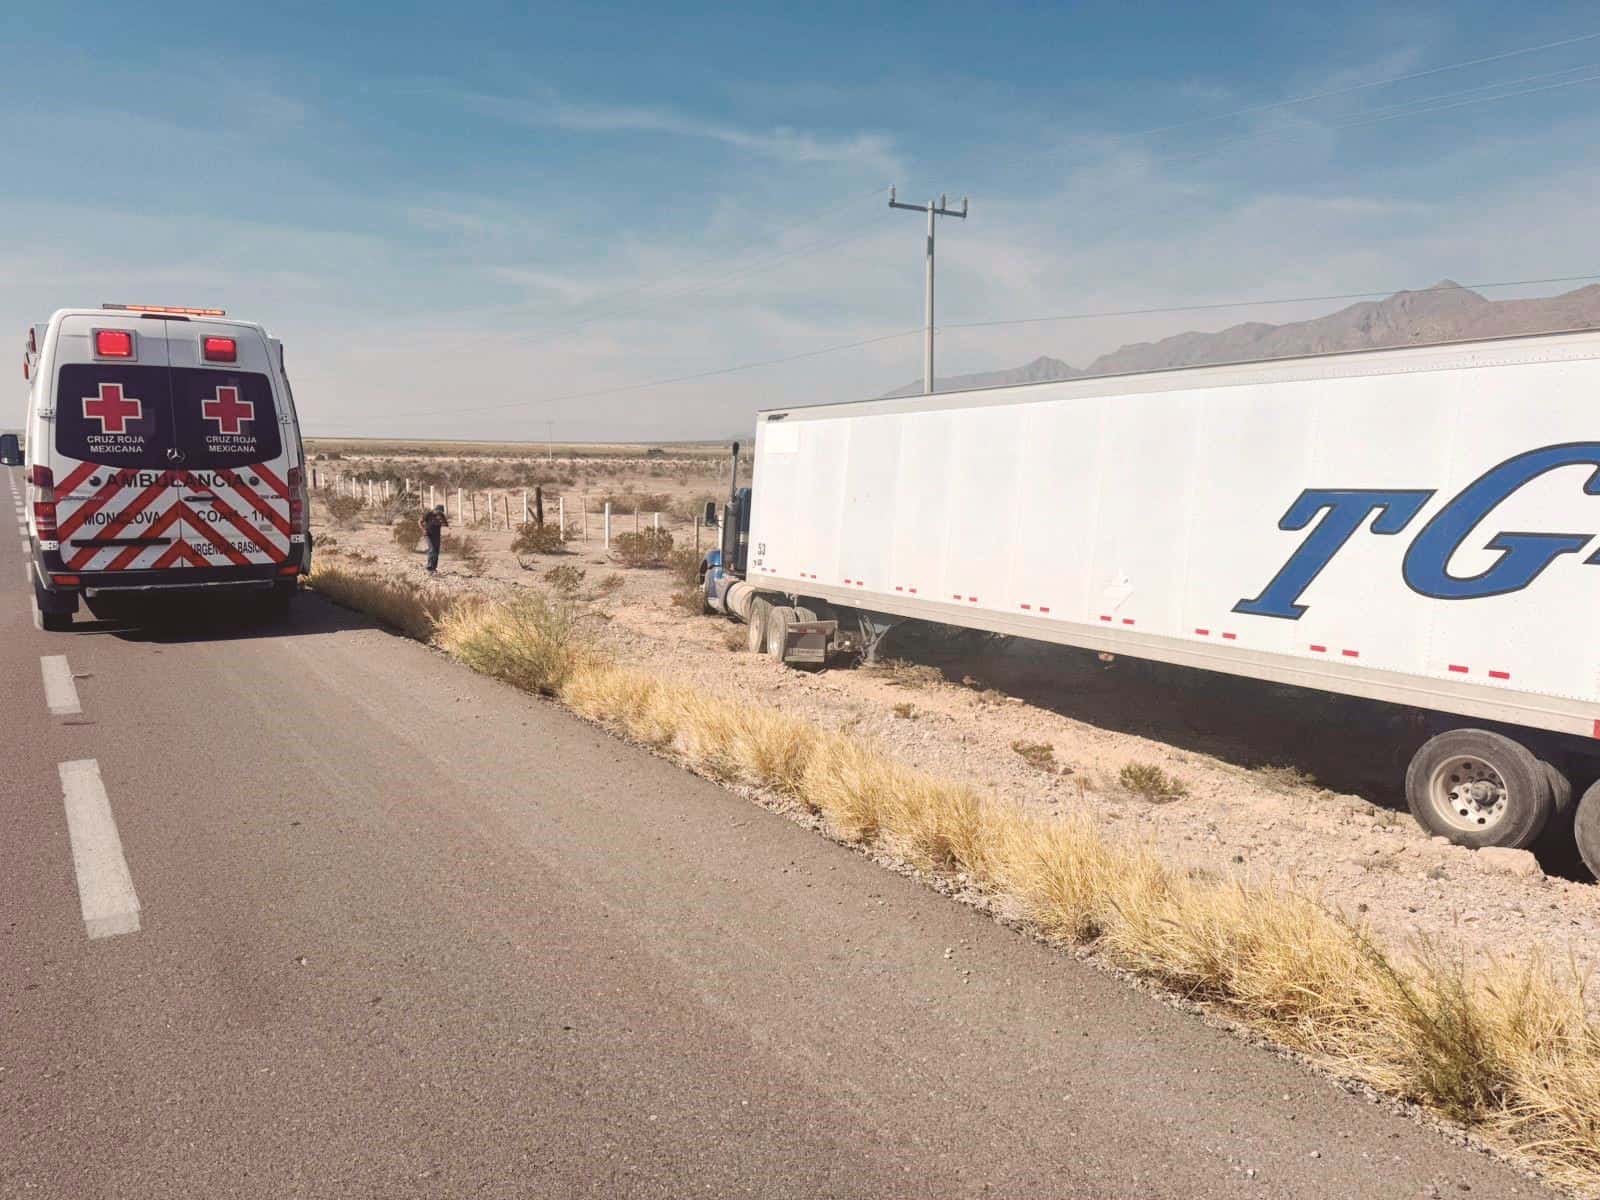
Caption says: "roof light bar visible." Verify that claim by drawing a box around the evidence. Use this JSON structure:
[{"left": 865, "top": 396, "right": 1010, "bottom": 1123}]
[{"left": 102, "top": 304, "right": 226, "bottom": 316}]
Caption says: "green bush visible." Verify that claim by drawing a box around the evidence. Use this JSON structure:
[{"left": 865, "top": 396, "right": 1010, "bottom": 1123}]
[{"left": 612, "top": 528, "right": 674, "bottom": 567}]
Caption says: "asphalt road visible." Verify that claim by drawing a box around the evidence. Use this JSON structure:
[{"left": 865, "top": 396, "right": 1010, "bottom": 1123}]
[{"left": 0, "top": 465, "right": 1552, "bottom": 1199}]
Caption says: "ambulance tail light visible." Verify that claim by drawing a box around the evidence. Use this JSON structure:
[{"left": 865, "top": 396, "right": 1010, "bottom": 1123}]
[
  {"left": 287, "top": 466, "right": 307, "bottom": 534},
  {"left": 202, "top": 336, "right": 236, "bottom": 363},
  {"left": 29, "top": 465, "right": 57, "bottom": 538},
  {"left": 95, "top": 329, "right": 133, "bottom": 358},
  {"left": 50, "top": 574, "right": 81, "bottom": 587}
]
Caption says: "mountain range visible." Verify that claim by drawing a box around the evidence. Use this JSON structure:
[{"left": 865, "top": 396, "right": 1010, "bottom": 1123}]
[{"left": 882, "top": 280, "right": 1600, "bottom": 397}]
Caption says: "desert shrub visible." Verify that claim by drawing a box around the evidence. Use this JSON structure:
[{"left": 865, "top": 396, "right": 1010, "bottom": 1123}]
[
  {"left": 612, "top": 528, "right": 674, "bottom": 568},
  {"left": 667, "top": 547, "right": 704, "bottom": 586},
  {"left": 392, "top": 512, "right": 422, "bottom": 552},
  {"left": 723, "top": 630, "right": 746, "bottom": 651},
  {"left": 322, "top": 494, "right": 365, "bottom": 528},
  {"left": 1011, "top": 740, "right": 1059, "bottom": 774},
  {"left": 892, "top": 702, "right": 916, "bottom": 719},
  {"left": 544, "top": 564, "right": 586, "bottom": 596},
  {"left": 441, "top": 533, "right": 486, "bottom": 574},
  {"left": 597, "top": 573, "right": 624, "bottom": 594},
  {"left": 1119, "top": 761, "right": 1189, "bottom": 801},
  {"left": 670, "top": 587, "right": 705, "bottom": 615},
  {"left": 511, "top": 521, "right": 564, "bottom": 556}
]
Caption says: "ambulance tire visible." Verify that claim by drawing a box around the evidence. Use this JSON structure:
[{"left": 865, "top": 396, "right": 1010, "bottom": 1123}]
[
  {"left": 259, "top": 582, "right": 298, "bottom": 622},
  {"left": 33, "top": 574, "right": 76, "bottom": 632}
]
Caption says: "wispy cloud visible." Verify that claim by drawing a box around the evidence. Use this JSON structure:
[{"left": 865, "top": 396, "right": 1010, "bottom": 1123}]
[{"left": 459, "top": 90, "right": 899, "bottom": 173}]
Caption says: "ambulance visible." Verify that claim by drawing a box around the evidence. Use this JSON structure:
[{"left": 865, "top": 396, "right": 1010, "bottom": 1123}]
[{"left": 20, "top": 306, "right": 311, "bottom": 629}]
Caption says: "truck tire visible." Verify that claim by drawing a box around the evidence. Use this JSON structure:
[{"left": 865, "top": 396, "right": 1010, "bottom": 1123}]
[
  {"left": 793, "top": 606, "right": 817, "bottom": 623},
  {"left": 746, "top": 597, "right": 772, "bottom": 654},
  {"left": 1541, "top": 759, "right": 1574, "bottom": 816},
  {"left": 1575, "top": 780, "right": 1600, "bottom": 880},
  {"left": 765, "top": 605, "right": 796, "bottom": 660},
  {"left": 1404, "top": 729, "right": 1553, "bottom": 849}
]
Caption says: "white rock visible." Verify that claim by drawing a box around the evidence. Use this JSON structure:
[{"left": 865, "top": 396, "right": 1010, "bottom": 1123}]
[{"left": 1474, "top": 846, "right": 1543, "bottom": 879}]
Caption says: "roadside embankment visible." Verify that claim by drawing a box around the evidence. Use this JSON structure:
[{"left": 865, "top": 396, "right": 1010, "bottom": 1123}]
[{"left": 307, "top": 561, "right": 1600, "bottom": 1195}]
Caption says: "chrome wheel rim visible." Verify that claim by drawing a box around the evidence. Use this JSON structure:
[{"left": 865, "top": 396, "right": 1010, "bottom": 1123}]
[{"left": 1426, "top": 755, "right": 1509, "bottom": 834}]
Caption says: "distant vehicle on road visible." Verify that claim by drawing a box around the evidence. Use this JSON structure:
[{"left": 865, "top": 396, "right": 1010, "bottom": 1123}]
[
  {"left": 704, "top": 329, "right": 1600, "bottom": 877},
  {"left": 0, "top": 431, "right": 20, "bottom": 465},
  {"left": 20, "top": 305, "right": 311, "bottom": 629}
]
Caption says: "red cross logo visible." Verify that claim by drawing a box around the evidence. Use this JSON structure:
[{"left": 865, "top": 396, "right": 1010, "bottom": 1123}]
[
  {"left": 202, "top": 385, "right": 255, "bottom": 435},
  {"left": 82, "top": 382, "right": 143, "bottom": 434}
]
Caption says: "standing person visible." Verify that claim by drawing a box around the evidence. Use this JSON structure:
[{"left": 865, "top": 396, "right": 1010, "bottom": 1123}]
[{"left": 420, "top": 504, "right": 448, "bottom": 572}]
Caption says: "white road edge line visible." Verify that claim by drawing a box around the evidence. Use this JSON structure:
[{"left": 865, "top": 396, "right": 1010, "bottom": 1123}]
[
  {"left": 59, "top": 760, "right": 142, "bottom": 939},
  {"left": 40, "top": 655, "right": 82, "bottom": 716}
]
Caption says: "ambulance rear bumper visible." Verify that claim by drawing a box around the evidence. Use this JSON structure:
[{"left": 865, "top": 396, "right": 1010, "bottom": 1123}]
[{"left": 47, "top": 564, "right": 295, "bottom": 595}]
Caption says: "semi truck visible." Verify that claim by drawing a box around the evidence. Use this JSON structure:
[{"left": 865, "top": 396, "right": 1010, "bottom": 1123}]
[{"left": 701, "top": 328, "right": 1600, "bottom": 877}]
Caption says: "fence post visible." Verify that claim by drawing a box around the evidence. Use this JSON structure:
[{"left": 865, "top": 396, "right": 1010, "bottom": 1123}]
[
  {"left": 653, "top": 512, "right": 660, "bottom": 532},
  {"left": 502, "top": 493, "right": 511, "bottom": 530},
  {"left": 522, "top": 489, "right": 529, "bottom": 525},
  {"left": 604, "top": 502, "right": 611, "bottom": 550},
  {"left": 558, "top": 496, "right": 566, "bottom": 542},
  {"left": 634, "top": 507, "right": 640, "bottom": 534},
  {"left": 535, "top": 486, "right": 544, "bottom": 528},
  {"left": 694, "top": 514, "right": 700, "bottom": 552},
  {"left": 582, "top": 500, "right": 588, "bottom": 544},
  {"left": 456, "top": 487, "right": 463, "bottom": 524}
]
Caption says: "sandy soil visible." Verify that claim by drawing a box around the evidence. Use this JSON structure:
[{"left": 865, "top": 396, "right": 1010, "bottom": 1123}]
[{"left": 308, "top": 463, "right": 1600, "bottom": 986}]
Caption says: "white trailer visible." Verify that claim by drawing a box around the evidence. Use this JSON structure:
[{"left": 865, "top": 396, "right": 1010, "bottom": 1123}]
[{"left": 712, "top": 329, "right": 1600, "bottom": 873}]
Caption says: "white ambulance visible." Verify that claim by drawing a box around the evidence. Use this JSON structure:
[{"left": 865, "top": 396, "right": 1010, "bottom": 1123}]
[{"left": 20, "top": 306, "right": 311, "bottom": 629}]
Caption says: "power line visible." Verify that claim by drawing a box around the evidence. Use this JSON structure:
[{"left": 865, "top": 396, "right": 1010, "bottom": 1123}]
[{"left": 1130, "top": 29, "right": 1600, "bottom": 140}]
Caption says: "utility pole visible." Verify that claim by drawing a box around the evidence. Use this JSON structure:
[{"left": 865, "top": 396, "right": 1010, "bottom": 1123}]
[{"left": 889, "top": 186, "right": 968, "bottom": 395}]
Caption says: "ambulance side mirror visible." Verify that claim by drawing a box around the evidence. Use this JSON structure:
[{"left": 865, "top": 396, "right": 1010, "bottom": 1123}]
[{"left": 703, "top": 501, "right": 719, "bottom": 527}]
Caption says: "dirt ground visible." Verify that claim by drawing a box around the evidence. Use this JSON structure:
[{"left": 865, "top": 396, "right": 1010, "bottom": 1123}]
[{"left": 307, "top": 452, "right": 1600, "bottom": 989}]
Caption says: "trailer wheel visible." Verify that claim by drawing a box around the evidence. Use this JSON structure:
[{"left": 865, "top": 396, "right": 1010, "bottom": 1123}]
[
  {"left": 1405, "top": 729, "right": 1553, "bottom": 849},
  {"left": 1541, "top": 759, "right": 1574, "bottom": 816},
  {"left": 746, "top": 597, "right": 772, "bottom": 654},
  {"left": 764, "top": 606, "right": 796, "bottom": 660},
  {"left": 793, "top": 607, "right": 817, "bottom": 623},
  {"left": 1574, "top": 780, "right": 1600, "bottom": 879}
]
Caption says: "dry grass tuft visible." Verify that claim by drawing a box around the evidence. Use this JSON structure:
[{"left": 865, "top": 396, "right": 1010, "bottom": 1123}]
[
  {"left": 308, "top": 565, "right": 1600, "bottom": 1191},
  {"left": 435, "top": 594, "right": 589, "bottom": 696},
  {"left": 308, "top": 563, "right": 463, "bottom": 641}
]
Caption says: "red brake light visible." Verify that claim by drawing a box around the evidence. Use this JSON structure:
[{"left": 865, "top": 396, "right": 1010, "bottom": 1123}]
[
  {"left": 22, "top": 356, "right": 28, "bottom": 380},
  {"left": 203, "top": 336, "right": 237, "bottom": 363},
  {"left": 29, "top": 465, "right": 57, "bottom": 538},
  {"left": 95, "top": 329, "right": 133, "bottom": 358},
  {"left": 287, "top": 466, "right": 307, "bottom": 534}
]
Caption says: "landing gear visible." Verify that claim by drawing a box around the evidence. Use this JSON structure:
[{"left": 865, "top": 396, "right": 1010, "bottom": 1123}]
[
  {"left": 854, "top": 610, "right": 902, "bottom": 664},
  {"left": 1404, "top": 728, "right": 1553, "bottom": 850}
]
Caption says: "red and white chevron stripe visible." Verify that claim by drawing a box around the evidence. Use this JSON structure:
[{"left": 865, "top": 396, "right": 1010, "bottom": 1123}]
[{"left": 53, "top": 460, "right": 292, "bottom": 573}]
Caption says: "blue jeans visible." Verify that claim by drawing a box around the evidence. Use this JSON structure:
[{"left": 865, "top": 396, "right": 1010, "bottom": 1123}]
[{"left": 426, "top": 534, "right": 441, "bottom": 571}]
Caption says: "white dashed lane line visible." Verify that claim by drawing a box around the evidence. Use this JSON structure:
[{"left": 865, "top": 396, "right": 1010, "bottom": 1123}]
[
  {"left": 58, "top": 760, "right": 142, "bottom": 939},
  {"left": 40, "top": 655, "right": 82, "bottom": 716}
]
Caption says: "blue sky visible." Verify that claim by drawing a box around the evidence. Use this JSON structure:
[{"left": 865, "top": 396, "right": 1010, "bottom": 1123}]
[{"left": 4, "top": 1, "right": 1599, "bottom": 440}]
